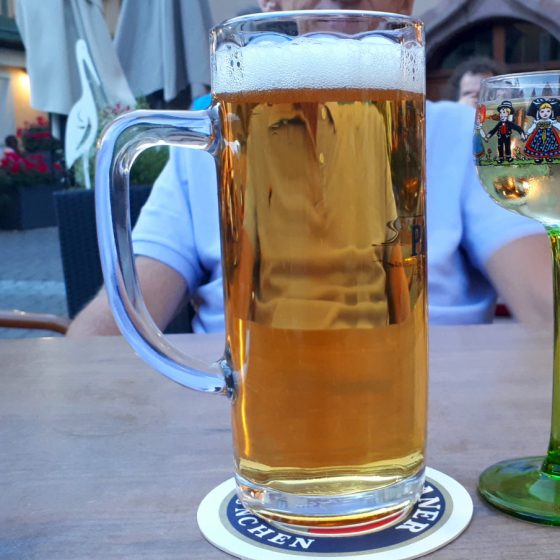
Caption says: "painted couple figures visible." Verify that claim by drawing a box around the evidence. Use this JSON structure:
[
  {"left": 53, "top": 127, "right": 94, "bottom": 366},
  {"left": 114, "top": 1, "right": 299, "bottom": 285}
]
[{"left": 475, "top": 97, "right": 560, "bottom": 165}]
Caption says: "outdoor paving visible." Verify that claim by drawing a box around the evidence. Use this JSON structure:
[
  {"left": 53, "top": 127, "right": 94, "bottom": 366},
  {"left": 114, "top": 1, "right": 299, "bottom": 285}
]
[{"left": 0, "top": 227, "right": 68, "bottom": 339}]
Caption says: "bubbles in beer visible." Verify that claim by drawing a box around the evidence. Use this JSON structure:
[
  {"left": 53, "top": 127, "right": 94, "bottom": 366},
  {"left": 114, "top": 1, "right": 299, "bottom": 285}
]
[{"left": 214, "top": 35, "right": 425, "bottom": 94}]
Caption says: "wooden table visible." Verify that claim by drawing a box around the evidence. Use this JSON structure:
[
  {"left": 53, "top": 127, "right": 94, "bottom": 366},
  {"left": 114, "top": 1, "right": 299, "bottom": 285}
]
[{"left": 0, "top": 325, "right": 558, "bottom": 559}]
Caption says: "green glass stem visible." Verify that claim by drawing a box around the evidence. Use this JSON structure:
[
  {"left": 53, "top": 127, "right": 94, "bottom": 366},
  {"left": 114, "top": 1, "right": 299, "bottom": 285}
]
[
  {"left": 543, "top": 227, "right": 560, "bottom": 477},
  {"left": 477, "top": 229, "right": 560, "bottom": 525}
]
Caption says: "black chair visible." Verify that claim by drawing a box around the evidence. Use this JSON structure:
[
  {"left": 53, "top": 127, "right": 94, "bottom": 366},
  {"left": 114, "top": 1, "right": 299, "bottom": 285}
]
[{"left": 54, "top": 186, "right": 193, "bottom": 333}]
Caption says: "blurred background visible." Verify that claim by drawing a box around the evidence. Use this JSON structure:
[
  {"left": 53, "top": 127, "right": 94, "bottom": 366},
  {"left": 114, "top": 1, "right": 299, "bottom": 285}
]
[
  {"left": 0, "top": 0, "right": 558, "bottom": 338},
  {"left": 1, "top": 0, "right": 559, "bottom": 143}
]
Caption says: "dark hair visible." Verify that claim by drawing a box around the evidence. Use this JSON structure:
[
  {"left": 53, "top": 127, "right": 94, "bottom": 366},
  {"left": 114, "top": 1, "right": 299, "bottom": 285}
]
[
  {"left": 527, "top": 97, "right": 560, "bottom": 119},
  {"left": 4, "top": 135, "right": 19, "bottom": 152},
  {"left": 445, "top": 56, "right": 507, "bottom": 101}
]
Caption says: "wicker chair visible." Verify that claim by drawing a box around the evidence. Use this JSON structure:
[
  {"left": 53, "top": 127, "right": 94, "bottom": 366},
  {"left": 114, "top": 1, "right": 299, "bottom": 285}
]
[{"left": 0, "top": 309, "right": 70, "bottom": 334}]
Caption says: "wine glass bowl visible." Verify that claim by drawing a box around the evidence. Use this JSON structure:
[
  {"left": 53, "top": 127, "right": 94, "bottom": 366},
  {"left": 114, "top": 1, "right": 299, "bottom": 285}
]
[{"left": 474, "top": 70, "right": 560, "bottom": 525}]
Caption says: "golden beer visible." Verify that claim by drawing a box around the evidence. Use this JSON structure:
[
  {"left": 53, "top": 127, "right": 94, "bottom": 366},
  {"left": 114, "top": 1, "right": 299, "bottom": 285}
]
[{"left": 216, "top": 86, "right": 427, "bottom": 525}]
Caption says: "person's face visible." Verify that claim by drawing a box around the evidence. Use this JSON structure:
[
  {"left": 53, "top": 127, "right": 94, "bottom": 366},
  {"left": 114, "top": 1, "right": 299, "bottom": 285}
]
[
  {"left": 499, "top": 108, "right": 510, "bottom": 121},
  {"left": 259, "top": 0, "right": 414, "bottom": 15},
  {"left": 540, "top": 107, "right": 552, "bottom": 119},
  {"left": 458, "top": 72, "right": 492, "bottom": 108}
]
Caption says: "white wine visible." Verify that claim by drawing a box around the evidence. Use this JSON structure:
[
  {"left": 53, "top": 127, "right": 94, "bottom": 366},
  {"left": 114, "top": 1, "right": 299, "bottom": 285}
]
[{"left": 477, "top": 162, "right": 560, "bottom": 226}]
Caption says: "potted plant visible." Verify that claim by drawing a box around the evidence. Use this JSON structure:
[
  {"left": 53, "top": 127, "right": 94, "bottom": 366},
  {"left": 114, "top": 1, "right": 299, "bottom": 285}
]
[{"left": 0, "top": 150, "right": 64, "bottom": 230}]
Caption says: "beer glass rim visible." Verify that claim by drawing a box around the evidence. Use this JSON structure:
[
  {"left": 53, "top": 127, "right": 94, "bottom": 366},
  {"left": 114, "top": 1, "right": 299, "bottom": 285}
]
[
  {"left": 210, "top": 9, "right": 425, "bottom": 97},
  {"left": 212, "top": 10, "right": 422, "bottom": 36},
  {"left": 481, "top": 69, "right": 560, "bottom": 89},
  {"left": 479, "top": 70, "right": 560, "bottom": 102}
]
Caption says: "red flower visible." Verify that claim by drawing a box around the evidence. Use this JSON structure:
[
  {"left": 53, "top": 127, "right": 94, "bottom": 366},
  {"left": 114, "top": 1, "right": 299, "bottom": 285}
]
[
  {"left": 0, "top": 149, "right": 62, "bottom": 186},
  {"left": 18, "top": 116, "right": 61, "bottom": 154}
]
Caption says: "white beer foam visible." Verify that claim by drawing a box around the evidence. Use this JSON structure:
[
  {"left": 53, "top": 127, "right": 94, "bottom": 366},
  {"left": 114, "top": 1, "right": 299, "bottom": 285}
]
[{"left": 214, "top": 35, "right": 425, "bottom": 94}]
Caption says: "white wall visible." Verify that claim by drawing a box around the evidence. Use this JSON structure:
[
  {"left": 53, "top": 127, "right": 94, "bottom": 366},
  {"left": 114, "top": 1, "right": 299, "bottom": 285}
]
[{"left": 0, "top": 67, "right": 44, "bottom": 146}]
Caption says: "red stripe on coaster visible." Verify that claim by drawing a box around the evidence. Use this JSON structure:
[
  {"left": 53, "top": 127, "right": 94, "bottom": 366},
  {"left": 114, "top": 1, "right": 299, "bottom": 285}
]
[{"left": 307, "top": 511, "right": 403, "bottom": 536}]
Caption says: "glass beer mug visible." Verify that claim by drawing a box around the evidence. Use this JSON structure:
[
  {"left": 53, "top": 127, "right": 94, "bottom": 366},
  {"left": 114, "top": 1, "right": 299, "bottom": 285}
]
[{"left": 96, "top": 11, "right": 428, "bottom": 532}]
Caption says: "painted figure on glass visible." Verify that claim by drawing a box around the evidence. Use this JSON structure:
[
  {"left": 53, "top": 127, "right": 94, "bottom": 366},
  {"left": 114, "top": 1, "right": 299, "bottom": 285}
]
[
  {"left": 486, "top": 101, "right": 526, "bottom": 164},
  {"left": 524, "top": 97, "right": 560, "bottom": 164}
]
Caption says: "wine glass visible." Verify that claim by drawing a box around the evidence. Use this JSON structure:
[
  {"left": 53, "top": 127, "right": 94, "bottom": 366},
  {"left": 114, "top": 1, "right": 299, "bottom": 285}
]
[{"left": 474, "top": 70, "right": 560, "bottom": 525}]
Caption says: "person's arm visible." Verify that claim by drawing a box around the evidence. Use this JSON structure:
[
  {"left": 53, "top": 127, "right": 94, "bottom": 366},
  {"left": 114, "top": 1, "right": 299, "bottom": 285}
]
[
  {"left": 486, "top": 233, "right": 553, "bottom": 326},
  {"left": 66, "top": 256, "right": 188, "bottom": 336},
  {"left": 486, "top": 122, "right": 499, "bottom": 138},
  {"left": 385, "top": 243, "right": 411, "bottom": 324},
  {"left": 511, "top": 122, "right": 527, "bottom": 140}
]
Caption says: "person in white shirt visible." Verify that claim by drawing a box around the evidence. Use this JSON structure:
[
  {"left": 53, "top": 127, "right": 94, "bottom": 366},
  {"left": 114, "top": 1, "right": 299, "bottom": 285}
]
[{"left": 67, "top": 0, "right": 552, "bottom": 336}]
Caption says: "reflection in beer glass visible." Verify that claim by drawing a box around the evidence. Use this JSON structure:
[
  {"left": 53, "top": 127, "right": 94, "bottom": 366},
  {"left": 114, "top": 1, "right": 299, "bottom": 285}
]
[{"left": 216, "top": 26, "right": 427, "bottom": 527}]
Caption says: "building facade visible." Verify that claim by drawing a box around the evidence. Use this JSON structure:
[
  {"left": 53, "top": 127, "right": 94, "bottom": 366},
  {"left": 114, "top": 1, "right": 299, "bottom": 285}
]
[{"left": 423, "top": 0, "right": 560, "bottom": 98}]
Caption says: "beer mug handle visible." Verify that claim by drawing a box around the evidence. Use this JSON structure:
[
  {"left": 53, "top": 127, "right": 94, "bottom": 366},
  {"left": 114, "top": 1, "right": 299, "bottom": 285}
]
[{"left": 95, "top": 108, "right": 229, "bottom": 395}]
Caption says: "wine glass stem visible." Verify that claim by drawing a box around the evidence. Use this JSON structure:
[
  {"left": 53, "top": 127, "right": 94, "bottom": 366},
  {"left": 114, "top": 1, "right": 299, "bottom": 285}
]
[{"left": 543, "top": 228, "right": 560, "bottom": 477}]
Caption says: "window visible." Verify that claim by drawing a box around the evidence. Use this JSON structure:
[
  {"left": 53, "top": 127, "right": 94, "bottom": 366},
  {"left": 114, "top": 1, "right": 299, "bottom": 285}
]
[
  {"left": 427, "top": 19, "right": 560, "bottom": 100},
  {"left": 0, "top": 73, "right": 15, "bottom": 144},
  {"left": 437, "top": 25, "right": 494, "bottom": 70},
  {"left": 505, "top": 22, "right": 560, "bottom": 65}
]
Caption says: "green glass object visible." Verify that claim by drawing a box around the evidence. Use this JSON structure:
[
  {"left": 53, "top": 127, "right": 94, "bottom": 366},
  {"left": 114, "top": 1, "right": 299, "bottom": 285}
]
[
  {"left": 474, "top": 71, "right": 560, "bottom": 525},
  {"left": 479, "top": 457, "right": 560, "bottom": 525}
]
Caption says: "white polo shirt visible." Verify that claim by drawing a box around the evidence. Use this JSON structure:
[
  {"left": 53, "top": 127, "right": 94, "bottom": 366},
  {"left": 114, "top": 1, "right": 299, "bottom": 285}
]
[{"left": 132, "top": 100, "right": 544, "bottom": 332}]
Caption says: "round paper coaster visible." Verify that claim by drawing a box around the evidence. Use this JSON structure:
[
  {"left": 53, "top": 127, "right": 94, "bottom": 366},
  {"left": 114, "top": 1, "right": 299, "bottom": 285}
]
[{"left": 197, "top": 467, "right": 473, "bottom": 560}]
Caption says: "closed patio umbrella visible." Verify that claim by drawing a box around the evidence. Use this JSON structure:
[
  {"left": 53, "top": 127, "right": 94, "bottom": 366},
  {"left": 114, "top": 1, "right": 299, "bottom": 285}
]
[
  {"left": 15, "top": 0, "right": 135, "bottom": 116},
  {"left": 15, "top": 0, "right": 136, "bottom": 188},
  {"left": 114, "top": 0, "right": 213, "bottom": 103}
]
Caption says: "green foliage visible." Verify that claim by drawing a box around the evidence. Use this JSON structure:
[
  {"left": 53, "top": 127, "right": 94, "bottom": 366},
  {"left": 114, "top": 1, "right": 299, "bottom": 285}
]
[
  {"left": 74, "top": 98, "right": 169, "bottom": 188},
  {"left": 130, "top": 147, "right": 169, "bottom": 186}
]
